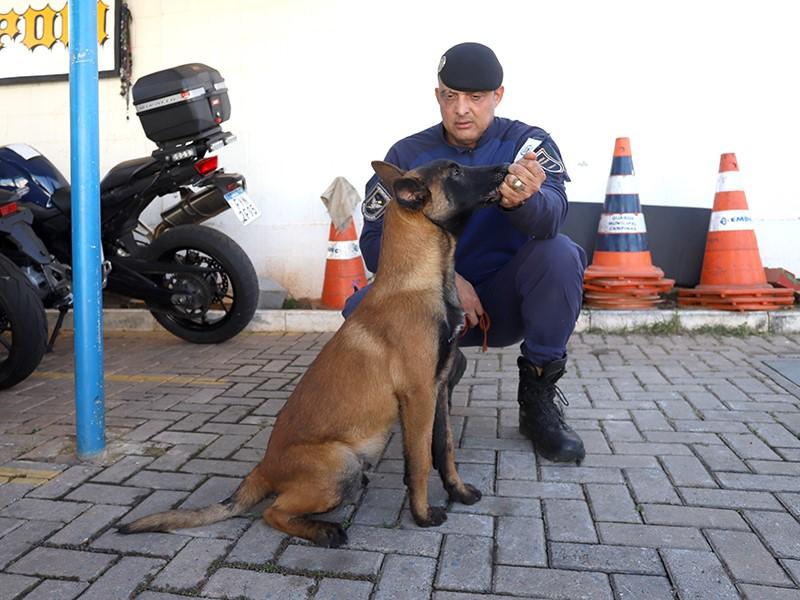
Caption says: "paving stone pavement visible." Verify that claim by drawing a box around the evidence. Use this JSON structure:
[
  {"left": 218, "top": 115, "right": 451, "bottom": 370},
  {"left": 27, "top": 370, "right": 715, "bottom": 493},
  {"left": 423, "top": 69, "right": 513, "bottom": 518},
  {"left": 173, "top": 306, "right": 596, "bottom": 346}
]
[{"left": 1, "top": 330, "right": 800, "bottom": 599}]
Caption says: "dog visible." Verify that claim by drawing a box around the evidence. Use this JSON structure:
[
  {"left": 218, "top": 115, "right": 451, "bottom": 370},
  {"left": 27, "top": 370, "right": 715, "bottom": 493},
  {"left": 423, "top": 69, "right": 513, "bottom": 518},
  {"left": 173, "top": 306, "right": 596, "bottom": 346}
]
[{"left": 118, "top": 159, "right": 508, "bottom": 547}]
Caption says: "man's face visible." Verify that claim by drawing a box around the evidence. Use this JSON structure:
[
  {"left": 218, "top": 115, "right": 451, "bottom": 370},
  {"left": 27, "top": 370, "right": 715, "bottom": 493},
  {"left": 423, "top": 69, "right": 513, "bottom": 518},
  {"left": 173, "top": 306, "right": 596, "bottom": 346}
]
[{"left": 435, "top": 81, "right": 504, "bottom": 149}]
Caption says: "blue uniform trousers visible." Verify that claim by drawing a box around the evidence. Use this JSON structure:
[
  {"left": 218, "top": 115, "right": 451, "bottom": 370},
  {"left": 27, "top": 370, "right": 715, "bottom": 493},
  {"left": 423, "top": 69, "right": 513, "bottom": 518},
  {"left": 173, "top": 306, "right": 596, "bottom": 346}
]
[{"left": 343, "top": 233, "right": 587, "bottom": 367}]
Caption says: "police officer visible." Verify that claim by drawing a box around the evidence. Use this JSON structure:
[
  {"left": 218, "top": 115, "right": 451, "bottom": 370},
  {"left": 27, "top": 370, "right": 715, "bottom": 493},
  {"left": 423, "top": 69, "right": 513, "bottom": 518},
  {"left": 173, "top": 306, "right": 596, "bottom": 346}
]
[{"left": 346, "top": 42, "right": 587, "bottom": 465}]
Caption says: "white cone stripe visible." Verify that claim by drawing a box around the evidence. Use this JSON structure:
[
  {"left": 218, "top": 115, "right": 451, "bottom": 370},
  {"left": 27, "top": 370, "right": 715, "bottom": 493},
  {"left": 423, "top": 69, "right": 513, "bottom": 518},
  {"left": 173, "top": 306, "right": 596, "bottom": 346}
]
[
  {"left": 716, "top": 170, "right": 743, "bottom": 192},
  {"left": 606, "top": 175, "right": 639, "bottom": 195},
  {"left": 708, "top": 209, "right": 754, "bottom": 232},
  {"left": 327, "top": 240, "right": 362, "bottom": 260},
  {"left": 597, "top": 213, "right": 648, "bottom": 234}
]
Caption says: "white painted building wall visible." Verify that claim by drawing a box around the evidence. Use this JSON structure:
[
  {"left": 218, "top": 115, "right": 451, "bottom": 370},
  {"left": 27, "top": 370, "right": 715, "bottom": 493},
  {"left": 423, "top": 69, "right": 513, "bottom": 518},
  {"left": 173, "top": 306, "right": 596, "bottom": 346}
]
[{"left": 2, "top": 0, "right": 798, "bottom": 298}]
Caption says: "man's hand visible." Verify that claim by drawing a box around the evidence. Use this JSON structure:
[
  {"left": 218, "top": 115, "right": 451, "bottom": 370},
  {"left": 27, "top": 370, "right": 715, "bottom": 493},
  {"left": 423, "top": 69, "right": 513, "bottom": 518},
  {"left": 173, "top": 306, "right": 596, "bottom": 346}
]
[
  {"left": 455, "top": 273, "right": 484, "bottom": 328},
  {"left": 499, "top": 152, "right": 547, "bottom": 210}
]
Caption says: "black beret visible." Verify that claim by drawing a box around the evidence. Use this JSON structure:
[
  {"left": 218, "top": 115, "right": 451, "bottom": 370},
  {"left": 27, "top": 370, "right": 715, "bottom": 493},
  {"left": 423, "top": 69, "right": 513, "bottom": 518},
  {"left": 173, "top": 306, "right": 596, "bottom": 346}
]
[{"left": 437, "top": 42, "right": 503, "bottom": 92}]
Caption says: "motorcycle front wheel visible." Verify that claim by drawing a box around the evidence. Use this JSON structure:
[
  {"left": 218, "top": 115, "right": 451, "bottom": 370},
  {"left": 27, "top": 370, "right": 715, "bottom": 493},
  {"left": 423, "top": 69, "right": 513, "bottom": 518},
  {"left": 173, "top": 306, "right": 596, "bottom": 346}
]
[
  {"left": 0, "top": 254, "right": 48, "bottom": 389},
  {"left": 146, "top": 224, "right": 259, "bottom": 344}
]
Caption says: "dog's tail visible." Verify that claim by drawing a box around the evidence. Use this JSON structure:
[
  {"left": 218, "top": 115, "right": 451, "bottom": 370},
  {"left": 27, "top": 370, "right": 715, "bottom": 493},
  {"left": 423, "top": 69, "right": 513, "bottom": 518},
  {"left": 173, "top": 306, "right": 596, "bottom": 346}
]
[{"left": 118, "top": 469, "right": 272, "bottom": 534}]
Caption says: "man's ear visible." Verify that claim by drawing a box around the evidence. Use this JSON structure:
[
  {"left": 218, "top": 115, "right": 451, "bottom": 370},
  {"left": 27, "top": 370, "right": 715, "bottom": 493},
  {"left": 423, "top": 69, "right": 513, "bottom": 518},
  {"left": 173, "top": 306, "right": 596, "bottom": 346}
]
[
  {"left": 493, "top": 85, "right": 505, "bottom": 105},
  {"left": 392, "top": 177, "right": 429, "bottom": 210},
  {"left": 371, "top": 161, "right": 405, "bottom": 189}
]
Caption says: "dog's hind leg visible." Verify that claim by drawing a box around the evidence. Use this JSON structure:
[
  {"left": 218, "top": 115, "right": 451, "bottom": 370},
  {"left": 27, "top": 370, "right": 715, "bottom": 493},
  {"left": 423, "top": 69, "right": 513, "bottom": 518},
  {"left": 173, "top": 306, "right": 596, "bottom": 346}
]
[
  {"left": 432, "top": 385, "right": 482, "bottom": 505},
  {"left": 262, "top": 444, "right": 358, "bottom": 547},
  {"left": 398, "top": 386, "right": 447, "bottom": 527},
  {"left": 264, "top": 489, "right": 347, "bottom": 548}
]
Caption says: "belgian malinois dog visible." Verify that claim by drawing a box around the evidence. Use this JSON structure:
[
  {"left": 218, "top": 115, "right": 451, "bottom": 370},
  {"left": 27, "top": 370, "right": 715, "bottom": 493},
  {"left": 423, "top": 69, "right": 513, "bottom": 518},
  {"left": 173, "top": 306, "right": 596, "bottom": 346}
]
[{"left": 119, "top": 159, "right": 508, "bottom": 547}]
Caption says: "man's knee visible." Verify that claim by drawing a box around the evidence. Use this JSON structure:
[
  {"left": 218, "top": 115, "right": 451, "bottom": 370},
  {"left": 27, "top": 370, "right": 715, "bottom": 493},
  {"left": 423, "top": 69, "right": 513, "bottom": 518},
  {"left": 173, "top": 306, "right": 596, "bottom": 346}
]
[
  {"left": 542, "top": 234, "right": 586, "bottom": 272},
  {"left": 517, "top": 234, "right": 586, "bottom": 286}
]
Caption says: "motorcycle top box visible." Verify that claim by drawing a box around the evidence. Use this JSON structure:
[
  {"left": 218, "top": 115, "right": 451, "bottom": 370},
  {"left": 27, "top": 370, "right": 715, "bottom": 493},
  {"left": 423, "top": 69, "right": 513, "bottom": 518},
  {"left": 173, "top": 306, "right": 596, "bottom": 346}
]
[{"left": 133, "top": 63, "right": 231, "bottom": 145}]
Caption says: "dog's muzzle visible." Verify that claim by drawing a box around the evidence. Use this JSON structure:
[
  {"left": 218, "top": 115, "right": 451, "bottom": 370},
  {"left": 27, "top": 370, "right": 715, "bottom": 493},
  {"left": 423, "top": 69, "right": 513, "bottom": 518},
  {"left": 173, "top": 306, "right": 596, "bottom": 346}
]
[{"left": 484, "top": 163, "right": 510, "bottom": 203}]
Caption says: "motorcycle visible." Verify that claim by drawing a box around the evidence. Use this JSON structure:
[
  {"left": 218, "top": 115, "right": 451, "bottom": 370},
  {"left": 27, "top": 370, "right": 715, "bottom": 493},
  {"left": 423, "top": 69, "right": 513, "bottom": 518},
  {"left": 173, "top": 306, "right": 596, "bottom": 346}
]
[
  {"left": 0, "top": 63, "right": 260, "bottom": 345},
  {"left": 0, "top": 188, "right": 50, "bottom": 389}
]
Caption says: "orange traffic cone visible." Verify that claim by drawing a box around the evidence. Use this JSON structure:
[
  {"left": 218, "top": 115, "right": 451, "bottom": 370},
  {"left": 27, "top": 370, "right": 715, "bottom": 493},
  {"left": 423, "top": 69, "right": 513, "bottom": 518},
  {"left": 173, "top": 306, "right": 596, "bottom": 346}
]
[
  {"left": 583, "top": 137, "right": 674, "bottom": 309},
  {"left": 320, "top": 220, "right": 368, "bottom": 309},
  {"left": 677, "top": 153, "right": 794, "bottom": 311}
]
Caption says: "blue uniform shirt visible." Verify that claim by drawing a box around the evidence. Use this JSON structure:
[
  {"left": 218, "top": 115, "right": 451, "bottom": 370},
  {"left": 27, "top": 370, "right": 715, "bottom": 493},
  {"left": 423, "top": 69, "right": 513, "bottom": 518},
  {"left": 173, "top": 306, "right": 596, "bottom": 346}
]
[{"left": 361, "top": 116, "right": 570, "bottom": 287}]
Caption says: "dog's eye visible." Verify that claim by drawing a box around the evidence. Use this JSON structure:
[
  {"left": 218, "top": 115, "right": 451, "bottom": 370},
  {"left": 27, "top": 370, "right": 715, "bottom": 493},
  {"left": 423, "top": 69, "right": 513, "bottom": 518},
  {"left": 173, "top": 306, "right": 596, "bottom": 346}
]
[{"left": 450, "top": 164, "right": 462, "bottom": 177}]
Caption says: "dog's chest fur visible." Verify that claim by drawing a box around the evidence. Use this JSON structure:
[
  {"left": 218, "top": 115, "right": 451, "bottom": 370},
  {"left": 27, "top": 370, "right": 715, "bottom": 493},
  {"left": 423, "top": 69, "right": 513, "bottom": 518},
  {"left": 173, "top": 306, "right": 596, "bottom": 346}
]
[{"left": 435, "top": 276, "right": 464, "bottom": 378}]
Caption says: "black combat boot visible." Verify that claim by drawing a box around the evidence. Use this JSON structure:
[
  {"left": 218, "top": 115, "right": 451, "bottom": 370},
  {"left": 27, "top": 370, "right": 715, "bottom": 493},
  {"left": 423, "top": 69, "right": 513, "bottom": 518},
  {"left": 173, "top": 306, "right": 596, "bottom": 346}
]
[{"left": 517, "top": 356, "right": 585, "bottom": 465}]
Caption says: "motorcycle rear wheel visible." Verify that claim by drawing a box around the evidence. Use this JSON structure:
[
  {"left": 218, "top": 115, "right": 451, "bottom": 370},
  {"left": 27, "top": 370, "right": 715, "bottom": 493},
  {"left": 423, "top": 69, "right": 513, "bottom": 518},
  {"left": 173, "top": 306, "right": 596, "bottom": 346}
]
[
  {"left": 0, "top": 254, "right": 48, "bottom": 389},
  {"left": 146, "top": 224, "right": 259, "bottom": 344}
]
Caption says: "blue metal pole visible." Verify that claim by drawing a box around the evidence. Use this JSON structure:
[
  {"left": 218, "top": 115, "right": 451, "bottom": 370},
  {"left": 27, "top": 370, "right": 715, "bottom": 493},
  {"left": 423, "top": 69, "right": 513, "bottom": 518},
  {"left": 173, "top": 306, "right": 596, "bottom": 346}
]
[{"left": 69, "top": 0, "right": 105, "bottom": 459}]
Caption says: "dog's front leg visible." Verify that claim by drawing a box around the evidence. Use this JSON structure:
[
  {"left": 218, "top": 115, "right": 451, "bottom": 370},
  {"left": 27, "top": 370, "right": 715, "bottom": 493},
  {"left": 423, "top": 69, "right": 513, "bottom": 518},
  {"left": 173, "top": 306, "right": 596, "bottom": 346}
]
[
  {"left": 399, "top": 388, "right": 447, "bottom": 527},
  {"left": 432, "top": 384, "right": 482, "bottom": 505}
]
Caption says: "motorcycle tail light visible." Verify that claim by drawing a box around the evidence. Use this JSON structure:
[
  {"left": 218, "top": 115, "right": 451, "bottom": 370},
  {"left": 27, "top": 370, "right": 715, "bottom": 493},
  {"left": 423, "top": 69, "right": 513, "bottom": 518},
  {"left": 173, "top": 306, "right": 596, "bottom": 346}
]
[
  {"left": 194, "top": 156, "right": 218, "bottom": 175},
  {"left": 0, "top": 202, "right": 18, "bottom": 216}
]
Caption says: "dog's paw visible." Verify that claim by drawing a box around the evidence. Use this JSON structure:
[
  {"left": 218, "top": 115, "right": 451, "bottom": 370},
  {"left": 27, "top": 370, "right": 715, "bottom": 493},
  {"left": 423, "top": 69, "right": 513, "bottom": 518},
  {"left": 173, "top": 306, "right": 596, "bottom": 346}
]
[
  {"left": 449, "top": 483, "right": 482, "bottom": 505},
  {"left": 413, "top": 506, "right": 448, "bottom": 527},
  {"left": 314, "top": 522, "right": 348, "bottom": 548}
]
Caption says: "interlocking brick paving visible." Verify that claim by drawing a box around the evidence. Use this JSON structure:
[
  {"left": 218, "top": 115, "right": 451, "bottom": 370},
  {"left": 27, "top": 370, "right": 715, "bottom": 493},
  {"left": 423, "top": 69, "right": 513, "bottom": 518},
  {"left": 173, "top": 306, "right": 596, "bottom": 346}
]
[{"left": 0, "top": 329, "right": 799, "bottom": 598}]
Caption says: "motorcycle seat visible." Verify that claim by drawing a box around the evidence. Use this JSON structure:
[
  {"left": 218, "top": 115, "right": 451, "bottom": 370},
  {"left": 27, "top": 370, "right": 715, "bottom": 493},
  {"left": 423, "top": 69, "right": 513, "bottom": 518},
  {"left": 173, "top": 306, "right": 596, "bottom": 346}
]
[{"left": 100, "top": 156, "right": 159, "bottom": 193}]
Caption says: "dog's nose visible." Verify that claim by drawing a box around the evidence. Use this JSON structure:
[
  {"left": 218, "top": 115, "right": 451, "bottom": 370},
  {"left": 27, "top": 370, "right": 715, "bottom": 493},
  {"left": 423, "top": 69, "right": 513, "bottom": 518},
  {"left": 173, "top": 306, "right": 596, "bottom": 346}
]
[{"left": 496, "top": 163, "right": 510, "bottom": 182}]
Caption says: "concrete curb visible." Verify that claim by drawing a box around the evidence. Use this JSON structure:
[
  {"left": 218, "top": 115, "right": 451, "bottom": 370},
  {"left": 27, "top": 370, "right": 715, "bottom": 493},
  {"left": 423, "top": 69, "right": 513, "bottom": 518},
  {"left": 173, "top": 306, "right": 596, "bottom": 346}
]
[
  {"left": 46, "top": 307, "right": 800, "bottom": 334},
  {"left": 578, "top": 308, "right": 800, "bottom": 334}
]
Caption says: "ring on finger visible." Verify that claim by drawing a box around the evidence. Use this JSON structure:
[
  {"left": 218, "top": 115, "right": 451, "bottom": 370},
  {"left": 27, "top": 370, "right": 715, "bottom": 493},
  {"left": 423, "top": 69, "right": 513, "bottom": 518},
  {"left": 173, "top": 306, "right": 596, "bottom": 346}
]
[{"left": 511, "top": 177, "right": 525, "bottom": 191}]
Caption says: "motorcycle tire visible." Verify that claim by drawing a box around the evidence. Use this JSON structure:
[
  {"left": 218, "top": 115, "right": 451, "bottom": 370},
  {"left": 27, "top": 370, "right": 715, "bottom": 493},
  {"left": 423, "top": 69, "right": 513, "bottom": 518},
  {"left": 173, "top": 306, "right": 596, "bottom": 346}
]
[
  {"left": 0, "top": 254, "right": 48, "bottom": 390},
  {"left": 146, "top": 224, "right": 259, "bottom": 344}
]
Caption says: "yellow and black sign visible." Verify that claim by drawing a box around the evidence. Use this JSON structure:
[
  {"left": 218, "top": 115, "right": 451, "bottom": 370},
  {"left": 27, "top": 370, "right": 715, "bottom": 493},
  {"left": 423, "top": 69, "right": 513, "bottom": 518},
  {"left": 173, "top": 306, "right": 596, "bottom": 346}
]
[{"left": 0, "top": 0, "right": 118, "bottom": 84}]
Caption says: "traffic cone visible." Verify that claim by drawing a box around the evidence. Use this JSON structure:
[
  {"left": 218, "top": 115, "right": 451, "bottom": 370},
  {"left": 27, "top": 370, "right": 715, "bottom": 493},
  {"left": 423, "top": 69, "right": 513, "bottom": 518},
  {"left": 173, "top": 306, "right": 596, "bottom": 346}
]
[
  {"left": 320, "top": 219, "right": 368, "bottom": 310},
  {"left": 583, "top": 137, "right": 674, "bottom": 309},
  {"left": 319, "top": 176, "right": 369, "bottom": 309},
  {"left": 677, "top": 153, "right": 794, "bottom": 311}
]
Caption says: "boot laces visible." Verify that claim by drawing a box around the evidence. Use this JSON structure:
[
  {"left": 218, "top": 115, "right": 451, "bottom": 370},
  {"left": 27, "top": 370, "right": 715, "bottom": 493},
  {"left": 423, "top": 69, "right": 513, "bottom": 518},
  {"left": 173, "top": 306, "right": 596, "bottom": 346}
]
[
  {"left": 554, "top": 384, "right": 570, "bottom": 408},
  {"left": 543, "top": 383, "right": 569, "bottom": 422},
  {"left": 521, "top": 379, "right": 570, "bottom": 425}
]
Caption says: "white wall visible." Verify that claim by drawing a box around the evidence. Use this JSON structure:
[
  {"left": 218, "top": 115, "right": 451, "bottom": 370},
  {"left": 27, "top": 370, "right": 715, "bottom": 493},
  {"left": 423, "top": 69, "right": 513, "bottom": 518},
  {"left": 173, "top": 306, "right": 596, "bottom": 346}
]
[{"left": 2, "top": 0, "right": 798, "bottom": 297}]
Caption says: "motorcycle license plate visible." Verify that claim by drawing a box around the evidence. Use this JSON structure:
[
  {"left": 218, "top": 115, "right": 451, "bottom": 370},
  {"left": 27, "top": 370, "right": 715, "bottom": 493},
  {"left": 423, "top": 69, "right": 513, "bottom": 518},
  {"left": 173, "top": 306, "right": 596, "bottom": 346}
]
[{"left": 224, "top": 186, "right": 261, "bottom": 226}]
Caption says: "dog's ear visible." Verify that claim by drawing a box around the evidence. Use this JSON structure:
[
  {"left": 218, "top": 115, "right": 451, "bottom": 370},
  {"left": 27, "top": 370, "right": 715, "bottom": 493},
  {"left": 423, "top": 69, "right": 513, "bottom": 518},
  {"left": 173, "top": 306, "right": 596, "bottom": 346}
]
[
  {"left": 371, "top": 161, "right": 405, "bottom": 189},
  {"left": 372, "top": 161, "right": 428, "bottom": 210},
  {"left": 392, "top": 177, "right": 430, "bottom": 210}
]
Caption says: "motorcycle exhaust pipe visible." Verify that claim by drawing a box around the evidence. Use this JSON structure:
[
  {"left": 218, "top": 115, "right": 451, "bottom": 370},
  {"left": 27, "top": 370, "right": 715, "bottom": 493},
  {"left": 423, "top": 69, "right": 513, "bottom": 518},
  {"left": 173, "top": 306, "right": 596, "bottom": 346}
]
[{"left": 155, "top": 187, "right": 228, "bottom": 236}]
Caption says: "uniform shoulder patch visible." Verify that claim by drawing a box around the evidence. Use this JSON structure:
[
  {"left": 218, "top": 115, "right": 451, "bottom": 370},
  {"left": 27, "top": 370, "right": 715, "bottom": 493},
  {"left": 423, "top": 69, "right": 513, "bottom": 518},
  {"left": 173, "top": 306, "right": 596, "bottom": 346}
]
[
  {"left": 362, "top": 182, "right": 392, "bottom": 222},
  {"left": 514, "top": 137, "right": 565, "bottom": 174}
]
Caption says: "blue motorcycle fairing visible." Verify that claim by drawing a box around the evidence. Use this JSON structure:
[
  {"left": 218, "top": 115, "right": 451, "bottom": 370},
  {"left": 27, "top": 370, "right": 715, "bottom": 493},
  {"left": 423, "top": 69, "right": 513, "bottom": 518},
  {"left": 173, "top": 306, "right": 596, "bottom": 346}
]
[{"left": 0, "top": 144, "right": 70, "bottom": 208}]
